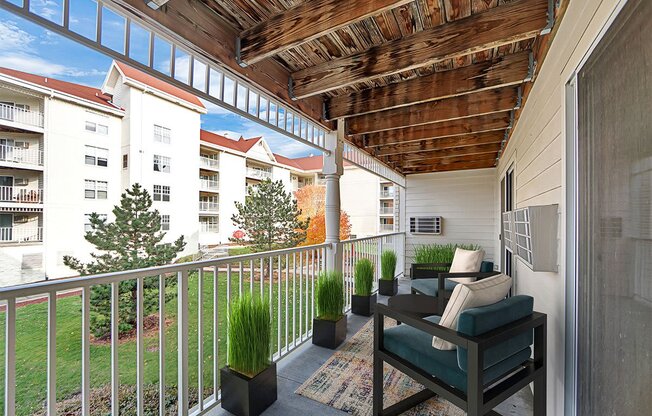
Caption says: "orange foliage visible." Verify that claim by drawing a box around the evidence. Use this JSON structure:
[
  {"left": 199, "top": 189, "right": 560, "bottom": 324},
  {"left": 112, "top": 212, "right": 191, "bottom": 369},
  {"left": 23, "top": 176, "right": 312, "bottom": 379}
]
[{"left": 296, "top": 185, "right": 352, "bottom": 245}]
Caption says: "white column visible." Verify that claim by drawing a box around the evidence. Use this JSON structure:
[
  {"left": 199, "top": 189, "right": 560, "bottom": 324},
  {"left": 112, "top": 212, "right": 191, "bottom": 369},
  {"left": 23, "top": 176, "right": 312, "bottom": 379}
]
[{"left": 323, "top": 120, "right": 344, "bottom": 272}]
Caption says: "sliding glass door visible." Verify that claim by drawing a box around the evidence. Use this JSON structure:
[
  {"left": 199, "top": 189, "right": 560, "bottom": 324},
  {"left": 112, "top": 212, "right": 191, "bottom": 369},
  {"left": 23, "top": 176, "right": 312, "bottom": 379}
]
[{"left": 576, "top": 0, "right": 652, "bottom": 413}]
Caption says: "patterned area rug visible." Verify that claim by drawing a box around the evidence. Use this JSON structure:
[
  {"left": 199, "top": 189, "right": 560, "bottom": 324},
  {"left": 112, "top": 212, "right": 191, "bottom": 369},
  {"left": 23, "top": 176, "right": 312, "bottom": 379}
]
[{"left": 295, "top": 318, "right": 464, "bottom": 416}]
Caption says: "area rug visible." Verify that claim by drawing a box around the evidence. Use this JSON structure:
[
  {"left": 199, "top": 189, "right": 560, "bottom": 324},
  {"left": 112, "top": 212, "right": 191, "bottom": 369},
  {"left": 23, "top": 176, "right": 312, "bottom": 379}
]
[{"left": 295, "top": 318, "right": 464, "bottom": 416}]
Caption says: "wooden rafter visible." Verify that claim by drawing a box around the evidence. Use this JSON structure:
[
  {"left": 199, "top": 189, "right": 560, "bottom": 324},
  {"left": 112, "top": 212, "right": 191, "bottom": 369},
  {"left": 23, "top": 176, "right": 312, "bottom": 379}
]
[
  {"left": 237, "top": 0, "right": 413, "bottom": 66},
  {"left": 383, "top": 142, "right": 502, "bottom": 163},
  {"left": 375, "top": 131, "right": 505, "bottom": 157},
  {"left": 290, "top": 0, "right": 549, "bottom": 99},
  {"left": 401, "top": 158, "right": 497, "bottom": 174},
  {"left": 362, "top": 112, "right": 511, "bottom": 147},
  {"left": 347, "top": 87, "right": 519, "bottom": 135},
  {"left": 326, "top": 51, "right": 530, "bottom": 119}
]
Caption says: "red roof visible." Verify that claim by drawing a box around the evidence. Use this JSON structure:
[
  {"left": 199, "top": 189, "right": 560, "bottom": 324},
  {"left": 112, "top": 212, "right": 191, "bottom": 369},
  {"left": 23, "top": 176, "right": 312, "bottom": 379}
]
[
  {"left": 114, "top": 61, "right": 205, "bottom": 109},
  {"left": 285, "top": 155, "right": 324, "bottom": 171},
  {"left": 0, "top": 67, "right": 117, "bottom": 109},
  {"left": 200, "top": 130, "right": 262, "bottom": 153}
]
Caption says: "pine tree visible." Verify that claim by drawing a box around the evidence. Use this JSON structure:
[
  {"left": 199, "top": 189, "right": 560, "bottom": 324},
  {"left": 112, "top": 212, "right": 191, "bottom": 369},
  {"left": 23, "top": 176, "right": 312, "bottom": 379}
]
[
  {"left": 231, "top": 179, "right": 308, "bottom": 252},
  {"left": 64, "top": 183, "right": 186, "bottom": 338}
]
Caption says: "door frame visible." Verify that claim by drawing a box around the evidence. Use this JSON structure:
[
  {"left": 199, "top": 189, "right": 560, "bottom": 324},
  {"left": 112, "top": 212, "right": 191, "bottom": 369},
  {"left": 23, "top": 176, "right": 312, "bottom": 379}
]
[
  {"left": 564, "top": 1, "right": 634, "bottom": 414},
  {"left": 500, "top": 164, "right": 515, "bottom": 278}
]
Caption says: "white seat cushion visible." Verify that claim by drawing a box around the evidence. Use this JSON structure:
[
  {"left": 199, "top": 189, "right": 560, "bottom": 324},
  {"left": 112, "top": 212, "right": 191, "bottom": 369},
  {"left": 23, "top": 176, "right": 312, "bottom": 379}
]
[
  {"left": 432, "top": 274, "right": 513, "bottom": 350},
  {"left": 448, "top": 248, "right": 485, "bottom": 283}
]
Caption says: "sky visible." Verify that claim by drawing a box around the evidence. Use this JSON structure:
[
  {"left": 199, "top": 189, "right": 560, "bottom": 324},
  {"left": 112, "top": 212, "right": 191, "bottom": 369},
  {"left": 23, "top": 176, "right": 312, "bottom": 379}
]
[{"left": 0, "top": 4, "right": 319, "bottom": 158}]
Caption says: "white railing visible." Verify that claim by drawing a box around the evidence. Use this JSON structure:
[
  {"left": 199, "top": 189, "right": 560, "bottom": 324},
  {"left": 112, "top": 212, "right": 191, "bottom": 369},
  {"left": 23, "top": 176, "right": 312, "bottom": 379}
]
[
  {"left": 198, "top": 201, "right": 219, "bottom": 212},
  {"left": 379, "top": 224, "right": 395, "bottom": 232},
  {"left": 0, "top": 103, "right": 44, "bottom": 128},
  {"left": 0, "top": 243, "right": 327, "bottom": 415},
  {"left": 341, "top": 232, "right": 405, "bottom": 311},
  {"left": 0, "top": 143, "right": 43, "bottom": 166},
  {"left": 0, "top": 186, "right": 43, "bottom": 203},
  {"left": 200, "top": 156, "right": 219, "bottom": 170},
  {"left": 379, "top": 189, "right": 394, "bottom": 198},
  {"left": 379, "top": 206, "right": 394, "bottom": 215},
  {"left": 246, "top": 167, "right": 272, "bottom": 180},
  {"left": 0, "top": 226, "right": 43, "bottom": 243},
  {"left": 199, "top": 223, "right": 219, "bottom": 233},
  {"left": 199, "top": 179, "right": 219, "bottom": 191}
]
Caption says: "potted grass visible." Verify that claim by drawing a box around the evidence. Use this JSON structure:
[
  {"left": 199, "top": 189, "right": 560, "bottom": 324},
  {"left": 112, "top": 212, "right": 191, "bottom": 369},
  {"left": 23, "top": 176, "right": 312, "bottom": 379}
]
[
  {"left": 411, "top": 243, "right": 483, "bottom": 279},
  {"left": 221, "top": 294, "right": 276, "bottom": 416},
  {"left": 312, "top": 271, "right": 346, "bottom": 349},
  {"left": 351, "top": 258, "right": 376, "bottom": 316},
  {"left": 378, "top": 250, "right": 398, "bottom": 296}
]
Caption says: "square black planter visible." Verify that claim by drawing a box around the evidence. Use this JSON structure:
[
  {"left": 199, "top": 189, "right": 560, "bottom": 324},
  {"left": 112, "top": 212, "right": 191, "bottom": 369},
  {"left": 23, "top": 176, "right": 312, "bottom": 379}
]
[
  {"left": 351, "top": 293, "right": 377, "bottom": 316},
  {"left": 220, "top": 363, "right": 277, "bottom": 416},
  {"left": 378, "top": 278, "right": 398, "bottom": 296},
  {"left": 312, "top": 315, "right": 347, "bottom": 349}
]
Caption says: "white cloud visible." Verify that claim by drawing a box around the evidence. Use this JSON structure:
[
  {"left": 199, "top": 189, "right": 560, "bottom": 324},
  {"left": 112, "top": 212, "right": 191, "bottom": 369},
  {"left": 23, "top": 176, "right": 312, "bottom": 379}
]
[
  {"left": 0, "top": 20, "right": 36, "bottom": 52},
  {"left": 0, "top": 52, "right": 106, "bottom": 78}
]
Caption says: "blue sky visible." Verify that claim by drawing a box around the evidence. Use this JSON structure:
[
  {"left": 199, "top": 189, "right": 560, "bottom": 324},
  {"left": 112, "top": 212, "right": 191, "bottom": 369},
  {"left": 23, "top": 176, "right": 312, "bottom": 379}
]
[{"left": 0, "top": 5, "right": 318, "bottom": 158}]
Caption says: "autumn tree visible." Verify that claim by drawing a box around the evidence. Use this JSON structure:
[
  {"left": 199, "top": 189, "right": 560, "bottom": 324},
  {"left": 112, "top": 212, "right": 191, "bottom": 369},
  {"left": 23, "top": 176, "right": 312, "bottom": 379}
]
[
  {"left": 296, "top": 184, "right": 352, "bottom": 245},
  {"left": 231, "top": 179, "right": 308, "bottom": 251}
]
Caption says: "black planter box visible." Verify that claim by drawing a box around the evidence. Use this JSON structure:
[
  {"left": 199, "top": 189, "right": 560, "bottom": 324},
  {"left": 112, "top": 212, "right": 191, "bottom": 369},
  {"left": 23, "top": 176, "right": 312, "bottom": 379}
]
[
  {"left": 410, "top": 263, "right": 449, "bottom": 280},
  {"left": 312, "top": 315, "right": 347, "bottom": 349},
  {"left": 220, "top": 362, "right": 277, "bottom": 416},
  {"left": 378, "top": 278, "right": 398, "bottom": 296},
  {"left": 351, "top": 293, "right": 377, "bottom": 316}
]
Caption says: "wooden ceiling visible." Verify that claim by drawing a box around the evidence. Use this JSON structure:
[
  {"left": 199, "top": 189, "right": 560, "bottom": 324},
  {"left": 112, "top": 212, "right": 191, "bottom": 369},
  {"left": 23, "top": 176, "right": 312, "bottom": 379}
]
[{"left": 123, "top": 0, "right": 563, "bottom": 175}]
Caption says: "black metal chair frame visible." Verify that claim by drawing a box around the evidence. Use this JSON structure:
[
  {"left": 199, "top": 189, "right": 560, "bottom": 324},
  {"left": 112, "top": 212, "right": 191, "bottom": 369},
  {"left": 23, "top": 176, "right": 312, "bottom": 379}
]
[
  {"left": 410, "top": 262, "right": 500, "bottom": 314},
  {"left": 373, "top": 303, "right": 546, "bottom": 416}
]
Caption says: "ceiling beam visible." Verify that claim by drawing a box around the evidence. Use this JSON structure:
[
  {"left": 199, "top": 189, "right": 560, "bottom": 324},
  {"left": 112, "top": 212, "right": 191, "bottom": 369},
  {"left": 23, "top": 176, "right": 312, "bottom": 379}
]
[
  {"left": 237, "top": 0, "right": 413, "bottom": 66},
  {"left": 290, "top": 0, "right": 549, "bottom": 99},
  {"left": 401, "top": 159, "right": 497, "bottom": 174},
  {"left": 113, "top": 0, "right": 328, "bottom": 128},
  {"left": 363, "top": 112, "right": 511, "bottom": 147},
  {"left": 348, "top": 87, "right": 518, "bottom": 135},
  {"left": 326, "top": 51, "right": 530, "bottom": 119},
  {"left": 375, "top": 131, "right": 505, "bottom": 157},
  {"left": 383, "top": 142, "right": 502, "bottom": 163}
]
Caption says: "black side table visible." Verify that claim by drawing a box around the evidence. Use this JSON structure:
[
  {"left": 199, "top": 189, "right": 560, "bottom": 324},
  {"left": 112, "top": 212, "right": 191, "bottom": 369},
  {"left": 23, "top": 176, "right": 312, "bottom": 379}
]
[{"left": 386, "top": 294, "right": 440, "bottom": 324}]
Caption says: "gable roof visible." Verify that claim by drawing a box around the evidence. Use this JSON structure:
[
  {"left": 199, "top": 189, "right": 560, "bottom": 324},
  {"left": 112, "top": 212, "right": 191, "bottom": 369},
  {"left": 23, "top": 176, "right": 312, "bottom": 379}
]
[
  {"left": 113, "top": 61, "right": 205, "bottom": 110},
  {"left": 0, "top": 67, "right": 117, "bottom": 110},
  {"left": 200, "top": 130, "right": 262, "bottom": 153}
]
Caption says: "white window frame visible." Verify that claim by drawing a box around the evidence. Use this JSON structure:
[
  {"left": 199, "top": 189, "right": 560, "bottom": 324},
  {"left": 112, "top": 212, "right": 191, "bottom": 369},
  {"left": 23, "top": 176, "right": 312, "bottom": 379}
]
[
  {"left": 153, "top": 154, "right": 171, "bottom": 173},
  {"left": 122, "top": 154, "right": 128, "bottom": 169},
  {"left": 153, "top": 185, "right": 171, "bottom": 201},
  {"left": 85, "top": 180, "right": 108, "bottom": 199},
  {"left": 160, "top": 214, "right": 170, "bottom": 231},
  {"left": 154, "top": 125, "right": 171, "bottom": 144},
  {"left": 85, "top": 121, "right": 109, "bottom": 135},
  {"left": 84, "top": 145, "right": 109, "bottom": 167}
]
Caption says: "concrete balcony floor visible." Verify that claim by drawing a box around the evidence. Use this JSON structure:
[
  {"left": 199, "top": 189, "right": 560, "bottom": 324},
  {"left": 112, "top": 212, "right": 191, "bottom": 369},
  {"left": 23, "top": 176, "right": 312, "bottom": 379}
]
[{"left": 208, "top": 280, "right": 533, "bottom": 416}]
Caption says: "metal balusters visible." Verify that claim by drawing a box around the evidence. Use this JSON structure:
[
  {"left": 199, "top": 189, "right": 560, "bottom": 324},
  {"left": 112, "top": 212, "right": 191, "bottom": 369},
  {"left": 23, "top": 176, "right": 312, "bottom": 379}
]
[
  {"left": 5, "top": 297, "right": 16, "bottom": 416},
  {"left": 285, "top": 253, "right": 289, "bottom": 352},
  {"left": 46, "top": 292, "right": 56, "bottom": 416},
  {"left": 212, "top": 266, "right": 219, "bottom": 403},
  {"left": 292, "top": 252, "right": 296, "bottom": 348},
  {"left": 111, "top": 282, "right": 120, "bottom": 414},
  {"left": 177, "top": 270, "right": 189, "bottom": 416},
  {"left": 137, "top": 278, "right": 145, "bottom": 416},
  {"left": 226, "top": 264, "right": 231, "bottom": 364},
  {"left": 249, "top": 260, "right": 254, "bottom": 294},
  {"left": 158, "top": 275, "right": 166, "bottom": 416},
  {"left": 81, "top": 287, "right": 91, "bottom": 416},
  {"left": 299, "top": 251, "right": 303, "bottom": 340},
  {"left": 238, "top": 262, "right": 243, "bottom": 297},
  {"left": 198, "top": 268, "right": 204, "bottom": 411},
  {"left": 277, "top": 255, "right": 281, "bottom": 357},
  {"left": 310, "top": 250, "right": 315, "bottom": 331}
]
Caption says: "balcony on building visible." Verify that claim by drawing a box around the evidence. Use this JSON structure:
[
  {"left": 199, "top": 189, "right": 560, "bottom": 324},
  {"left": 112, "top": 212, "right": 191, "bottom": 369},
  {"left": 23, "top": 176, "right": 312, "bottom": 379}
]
[
  {"left": 198, "top": 198, "right": 219, "bottom": 214},
  {"left": 199, "top": 151, "right": 220, "bottom": 171},
  {"left": 379, "top": 182, "right": 395, "bottom": 199},
  {"left": 245, "top": 163, "right": 273, "bottom": 181},
  {"left": 0, "top": 90, "right": 45, "bottom": 133},
  {"left": 199, "top": 174, "right": 219, "bottom": 192},
  {"left": 292, "top": 173, "right": 314, "bottom": 192},
  {"left": 0, "top": 212, "right": 43, "bottom": 244},
  {"left": 379, "top": 201, "right": 394, "bottom": 216},
  {"left": 379, "top": 218, "right": 395, "bottom": 233},
  {"left": 0, "top": 138, "right": 44, "bottom": 170}
]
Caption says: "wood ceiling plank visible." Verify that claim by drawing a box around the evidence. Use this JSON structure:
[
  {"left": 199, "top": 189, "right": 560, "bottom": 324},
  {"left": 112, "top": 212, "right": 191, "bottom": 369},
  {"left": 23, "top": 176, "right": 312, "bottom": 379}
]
[
  {"left": 364, "top": 112, "right": 511, "bottom": 147},
  {"left": 290, "top": 0, "right": 549, "bottom": 98},
  {"left": 326, "top": 50, "right": 529, "bottom": 119},
  {"left": 383, "top": 141, "right": 502, "bottom": 162},
  {"left": 376, "top": 130, "right": 505, "bottom": 156},
  {"left": 401, "top": 158, "right": 496, "bottom": 173},
  {"left": 238, "top": 0, "right": 414, "bottom": 65},
  {"left": 347, "top": 86, "right": 518, "bottom": 134}
]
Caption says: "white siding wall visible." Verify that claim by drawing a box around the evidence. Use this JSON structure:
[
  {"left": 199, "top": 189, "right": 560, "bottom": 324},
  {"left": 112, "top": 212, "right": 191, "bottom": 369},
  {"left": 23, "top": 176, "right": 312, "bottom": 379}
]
[
  {"left": 495, "top": 0, "right": 624, "bottom": 413},
  {"left": 340, "top": 166, "right": 379, "bottom": 237},
  {"left": 404, "top": 168, "right": 498, "bottom": 276},
  {"left": 217, "top": 151, "right": 246, "bottom": 243}
]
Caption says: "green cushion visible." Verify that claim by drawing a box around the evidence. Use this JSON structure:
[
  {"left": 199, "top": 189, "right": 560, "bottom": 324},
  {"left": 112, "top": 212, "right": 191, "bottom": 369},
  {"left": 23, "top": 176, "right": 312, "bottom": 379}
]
[
  {"left": 411, "top": 278, "right": 459, "bottom": 296},
  {"left": 383, "top": 316, "right": 532, "bottom": 393},
  {"left": 480, "top": 261, "right": 494, "bottom": 272},
  {"left": 456, "top": 296, "right": 534, "bottom": 370}
]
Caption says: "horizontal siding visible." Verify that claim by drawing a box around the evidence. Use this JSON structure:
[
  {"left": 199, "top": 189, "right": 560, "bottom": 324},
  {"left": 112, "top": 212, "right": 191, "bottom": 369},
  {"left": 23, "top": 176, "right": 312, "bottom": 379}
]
[{"left": 404, "top": 169, "right": 498, "bottom": 276}]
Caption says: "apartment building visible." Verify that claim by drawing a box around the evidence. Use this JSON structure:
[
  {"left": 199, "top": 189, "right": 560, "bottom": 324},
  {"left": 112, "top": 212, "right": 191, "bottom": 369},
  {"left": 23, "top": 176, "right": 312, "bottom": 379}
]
[{"left": 0, "top": 62, "right": 391, "bottom": 286}]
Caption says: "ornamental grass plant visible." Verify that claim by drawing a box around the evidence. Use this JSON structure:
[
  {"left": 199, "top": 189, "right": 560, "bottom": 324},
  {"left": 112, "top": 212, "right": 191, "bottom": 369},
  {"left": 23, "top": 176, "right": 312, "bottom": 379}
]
[
  {"left": 413, "top": 243, "right": 481, "bottom": 264},
  {"left": 354, "top": 258, "right": 374, "bottom": 296},
  {"left": 316, "top": 271, "right": 345, "bottom": 321},
  {"left": 227, "top": 293, "right": 271, "bottom": 378},
  {"left": 380, "top": 250, "right": 397, "bottom": 280}
]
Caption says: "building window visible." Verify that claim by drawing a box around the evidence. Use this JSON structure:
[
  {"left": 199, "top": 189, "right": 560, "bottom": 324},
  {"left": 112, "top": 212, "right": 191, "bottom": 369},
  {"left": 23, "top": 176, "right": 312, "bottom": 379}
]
[
  {"left": 84, "top": 145, "right": 108, "bottom": 167},
  {"left": 153, "top": 185, "right": 170, "bottom": 201},
  {"left": 122, "top": 154, "right": 128, "bottom": 169},
  {"left": 84, "top": 213, "right": 108, "bottom": 232},
  {"left": 85, "top": 180, "right": 108, "bottom": 199},
  {"left": 160, "top": 214, "right": 170, "bottom": 231},
  {"left": 85, "top": 121, "right": 108, "bottom": 135},
  {"left": 153, "top": 155, "right": 170, "bottom": 173},
  {"left": 154, "top": 125, "right": 171, "bottom": 144}
]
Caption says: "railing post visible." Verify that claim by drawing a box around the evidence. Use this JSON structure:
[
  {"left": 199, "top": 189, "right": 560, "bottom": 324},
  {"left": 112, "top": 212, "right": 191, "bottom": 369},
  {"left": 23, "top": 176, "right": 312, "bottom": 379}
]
[
  {"left": 323, "top": 122, "right": 344, "bottom": 272},
  {"left": 177, "top": 270, "right": 189, "bottom": 416}
]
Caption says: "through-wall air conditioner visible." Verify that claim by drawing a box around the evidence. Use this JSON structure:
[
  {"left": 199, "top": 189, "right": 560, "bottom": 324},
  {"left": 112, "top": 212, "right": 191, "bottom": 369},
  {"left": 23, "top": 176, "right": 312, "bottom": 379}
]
[{"left": 409, "top": 216, "right": 442, "bottom": 235}]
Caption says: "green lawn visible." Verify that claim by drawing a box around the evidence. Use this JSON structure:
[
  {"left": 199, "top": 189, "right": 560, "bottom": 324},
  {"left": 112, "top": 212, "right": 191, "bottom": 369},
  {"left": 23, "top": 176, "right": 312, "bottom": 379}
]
[{"left": 0, "top": 267, "right": 316, "bottom": 415}]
